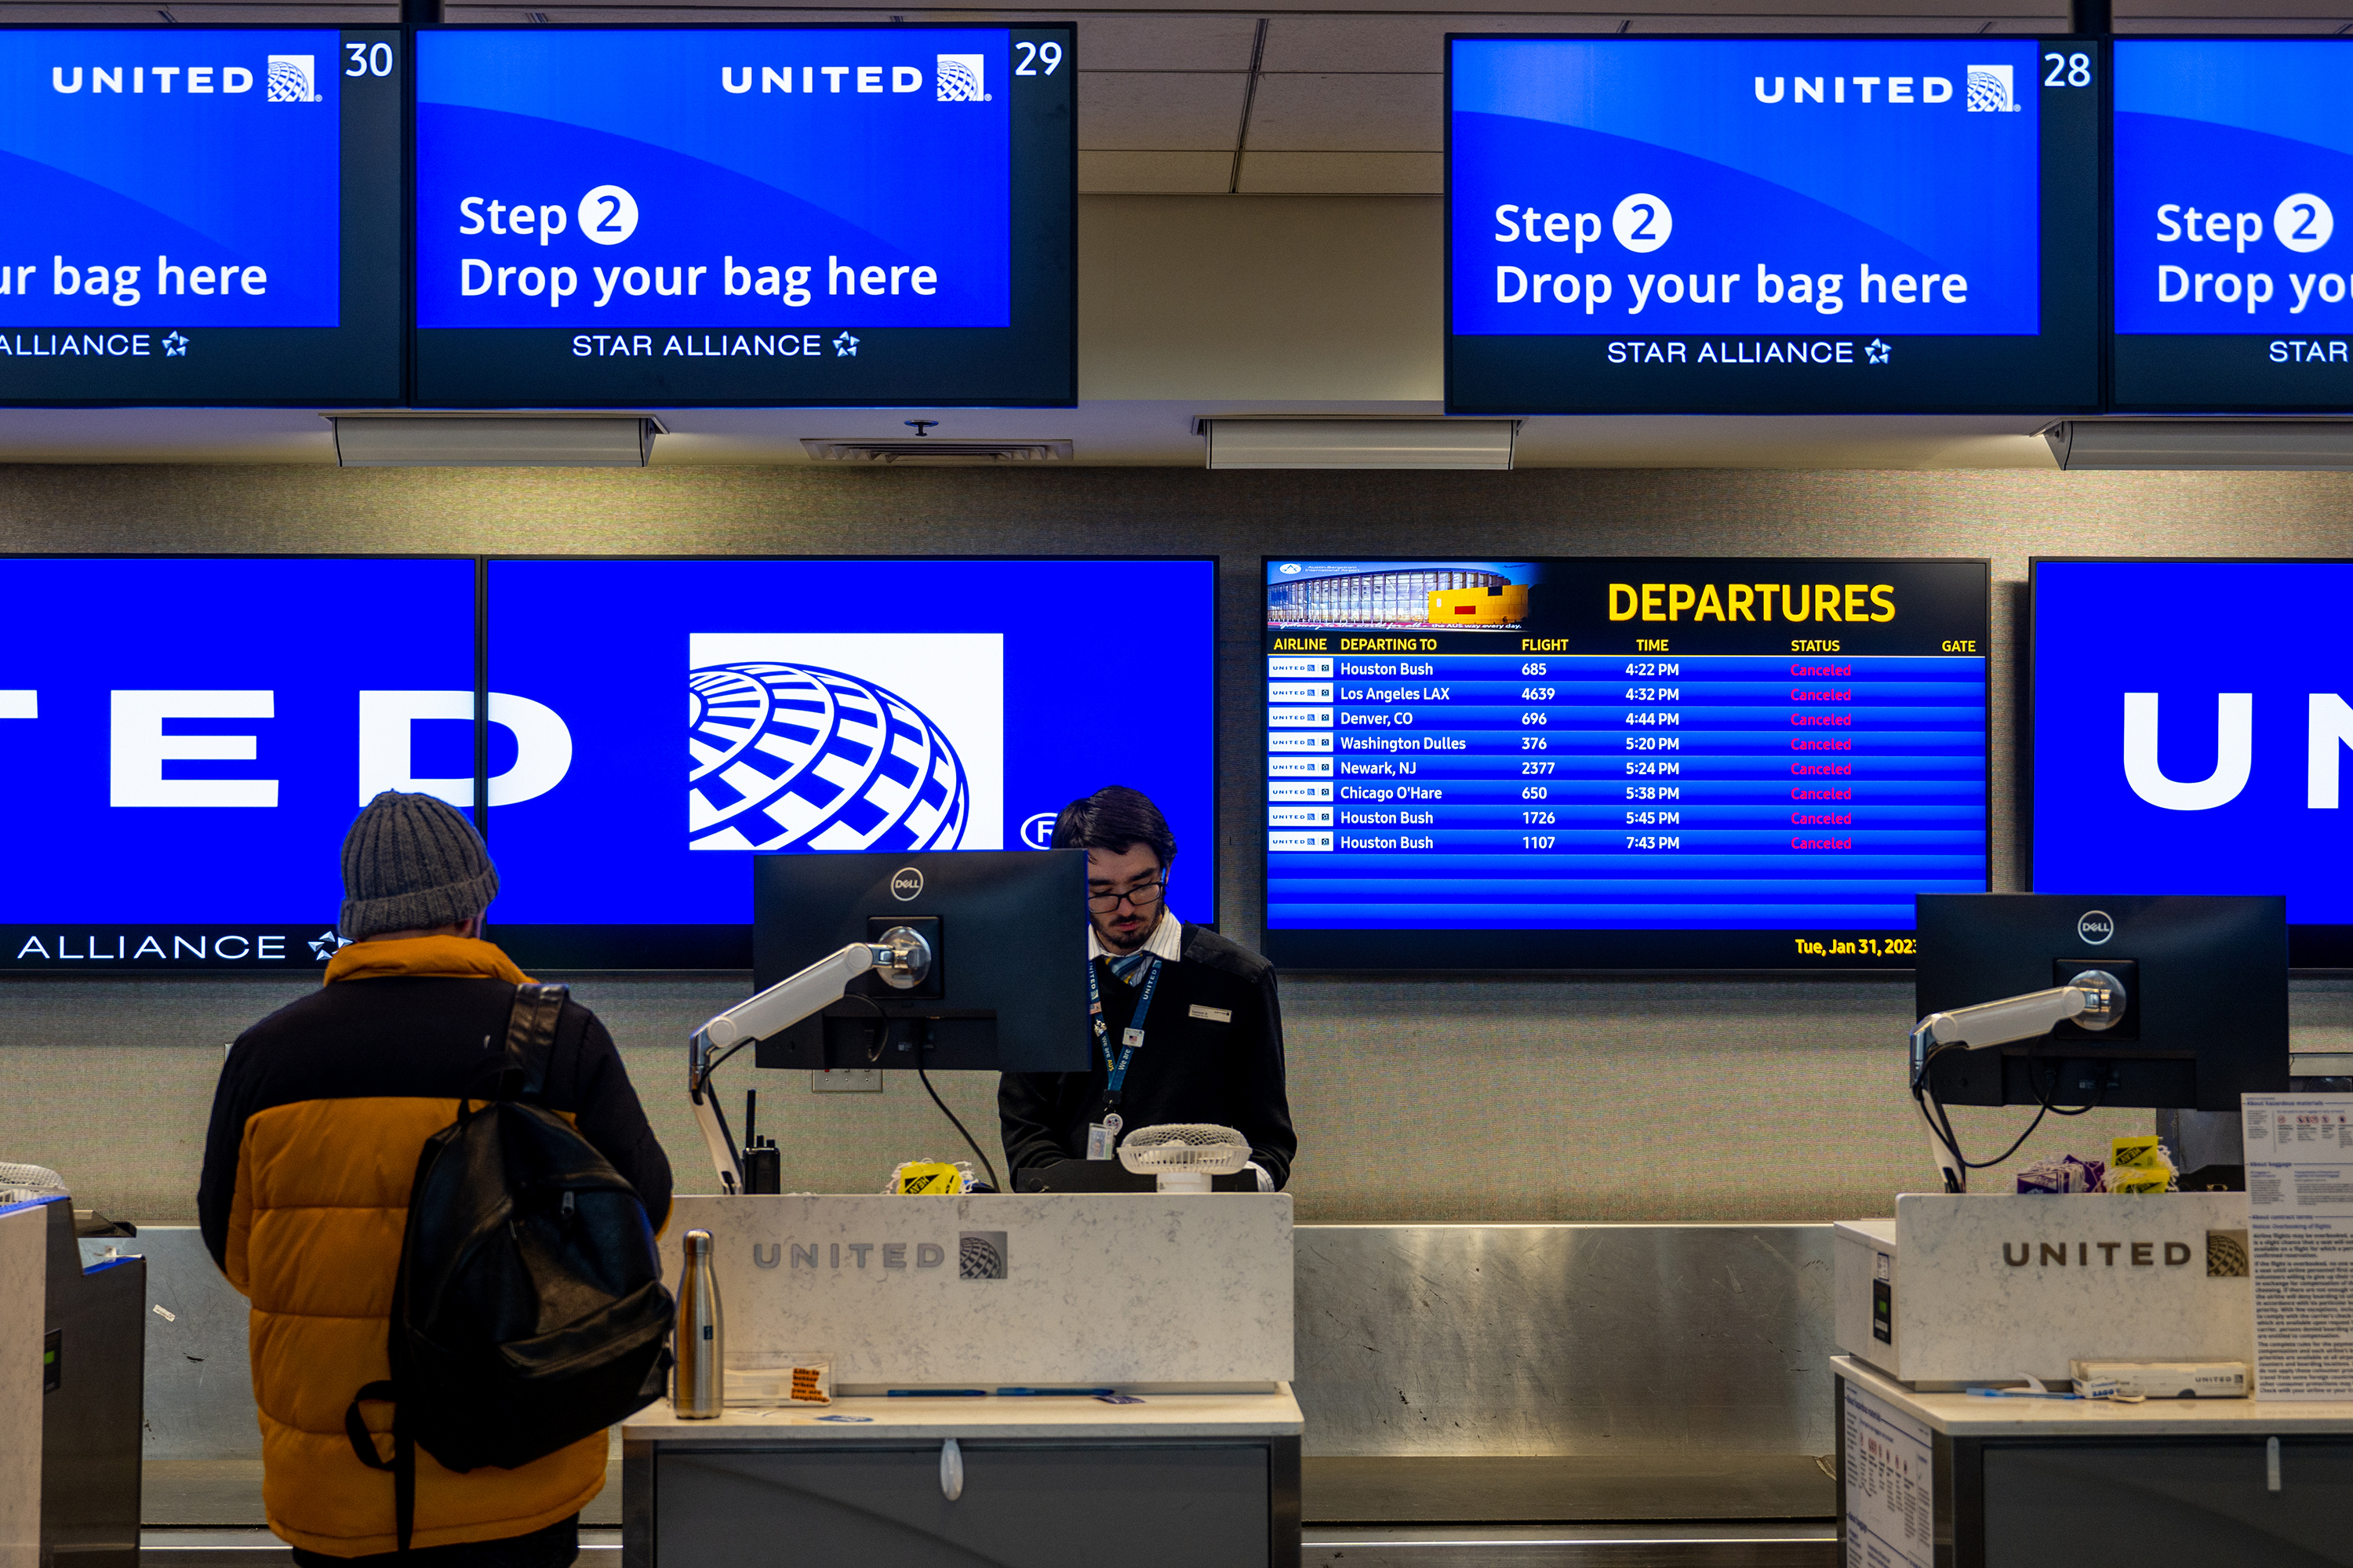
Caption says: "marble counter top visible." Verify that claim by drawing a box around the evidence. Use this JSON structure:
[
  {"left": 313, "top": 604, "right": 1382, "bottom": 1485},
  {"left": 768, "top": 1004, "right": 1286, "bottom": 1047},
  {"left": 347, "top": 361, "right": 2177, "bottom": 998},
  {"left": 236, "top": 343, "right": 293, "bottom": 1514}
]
[
  {"left": 625, "top": 1386, "right": 1304, "bottom": 1442},
  {"left": 1835, "top": 1356, "right": 2353, "bottom": 1438},
  {"left": 655, "top": 1193, "right": 1293, "bottom": 1390}
]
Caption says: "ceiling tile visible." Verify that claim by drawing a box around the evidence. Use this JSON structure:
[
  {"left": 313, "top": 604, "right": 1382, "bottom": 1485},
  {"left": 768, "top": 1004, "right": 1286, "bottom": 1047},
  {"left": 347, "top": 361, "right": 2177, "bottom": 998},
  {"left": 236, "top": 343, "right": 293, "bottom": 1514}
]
[
  {"left": 1246, "top": 73, "right": 1443, "bottom": 153},
  {"left": 1080, "top": 70, "right": 1248, "bottom": 150},
  {"left": 1078, "top": 14, "right": 1264, "bottom": 72},
  {"left": 1237, "top": 150, "right": 1444, "bottom": 195},
  {"left": 1081, "top": 150, "right": 1235, "bottom": 193}
]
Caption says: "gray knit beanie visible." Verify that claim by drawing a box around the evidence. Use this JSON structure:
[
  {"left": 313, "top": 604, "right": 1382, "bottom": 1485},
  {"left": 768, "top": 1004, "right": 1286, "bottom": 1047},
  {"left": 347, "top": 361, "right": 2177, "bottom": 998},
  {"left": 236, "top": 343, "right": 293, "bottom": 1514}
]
[{"left": 339, "top": 791, "right": 501, "bottom": 940}]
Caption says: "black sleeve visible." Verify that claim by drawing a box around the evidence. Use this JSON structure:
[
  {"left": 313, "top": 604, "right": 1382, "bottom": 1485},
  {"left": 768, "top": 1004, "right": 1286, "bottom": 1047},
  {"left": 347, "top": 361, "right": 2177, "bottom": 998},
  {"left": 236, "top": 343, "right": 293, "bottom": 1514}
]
[
  {"left": 1235, "top": 966, "right": 1298, "bottom": 1190},
  {"left": 997, "top": 1071, "right": 1080, "bottom": 1182},
  {"left": 196, "top": 1034, "right": 259, "bottom": 1271},
  {"left": 566, "top": 1006, "right": 675, "bottom": 1232}
]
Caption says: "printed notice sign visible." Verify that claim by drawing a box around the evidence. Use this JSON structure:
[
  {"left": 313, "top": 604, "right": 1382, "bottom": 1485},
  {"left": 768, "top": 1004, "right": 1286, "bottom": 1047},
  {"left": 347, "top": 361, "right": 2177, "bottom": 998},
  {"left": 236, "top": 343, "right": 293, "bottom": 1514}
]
[
  {"left": 2243, "top": 1093, "right": 2353, "bottom": 1399},
  {"left": 1842, "top": 1380, "right": 1932, "bottom": 1568}
]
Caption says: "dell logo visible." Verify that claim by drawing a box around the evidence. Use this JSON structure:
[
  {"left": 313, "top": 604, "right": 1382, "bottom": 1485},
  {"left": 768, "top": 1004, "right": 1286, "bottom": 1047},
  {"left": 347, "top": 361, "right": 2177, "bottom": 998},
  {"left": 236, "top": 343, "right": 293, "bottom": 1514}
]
[
  {"left": 2078, "top": 909, "right": 2115, "bottom": 945},
  {"left": 890, "top": 866, "right": 925, "bottom": 901}
]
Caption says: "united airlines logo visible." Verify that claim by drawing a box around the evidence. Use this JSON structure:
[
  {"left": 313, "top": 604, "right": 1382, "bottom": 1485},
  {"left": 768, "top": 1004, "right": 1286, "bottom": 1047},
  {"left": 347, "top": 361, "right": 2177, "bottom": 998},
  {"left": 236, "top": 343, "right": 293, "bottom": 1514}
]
[
  {"left": 936, "top": 53, "right": 987, "bottom": 102},
  {"left": 1966, "top": 64, "right": 2017, "bottom": 113},
  {"left": 688, "top": 661, "right": 971, "bottom": 853},
  {"left": 267, "top": 54, "right": 319, "bottom": 103}
]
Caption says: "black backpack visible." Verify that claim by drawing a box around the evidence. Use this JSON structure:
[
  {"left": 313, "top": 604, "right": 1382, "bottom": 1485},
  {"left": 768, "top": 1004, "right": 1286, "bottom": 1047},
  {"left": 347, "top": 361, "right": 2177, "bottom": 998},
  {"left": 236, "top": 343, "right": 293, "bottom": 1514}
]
[{"left": 344, "top": 984, "right": 676, "bottom": 1550}]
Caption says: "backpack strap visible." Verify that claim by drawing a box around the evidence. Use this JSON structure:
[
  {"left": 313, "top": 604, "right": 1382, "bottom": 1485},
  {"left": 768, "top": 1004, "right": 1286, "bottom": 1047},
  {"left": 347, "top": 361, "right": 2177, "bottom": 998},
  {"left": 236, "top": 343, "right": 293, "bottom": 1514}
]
[
  {"left": 344, "top": 1381, "right": 416, "bottom": 1553},
  {"left": 498, "top": 983, "right": 570, "bottom": 1101}
]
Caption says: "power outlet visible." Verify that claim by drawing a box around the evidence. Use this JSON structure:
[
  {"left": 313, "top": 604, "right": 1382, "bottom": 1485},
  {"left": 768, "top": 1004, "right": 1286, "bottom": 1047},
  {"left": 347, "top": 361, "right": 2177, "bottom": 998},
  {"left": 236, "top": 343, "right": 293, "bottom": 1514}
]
[{"left": 810, "top": 1069, "right": 883, "bottom": 1093}]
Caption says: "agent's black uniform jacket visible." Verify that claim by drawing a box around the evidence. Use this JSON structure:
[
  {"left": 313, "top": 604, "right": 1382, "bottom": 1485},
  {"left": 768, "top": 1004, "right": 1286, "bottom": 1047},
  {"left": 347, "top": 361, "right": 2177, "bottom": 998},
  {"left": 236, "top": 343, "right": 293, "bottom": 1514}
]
[{"left": 998, "top": 922, "right": 1297, "bottom": 1188}]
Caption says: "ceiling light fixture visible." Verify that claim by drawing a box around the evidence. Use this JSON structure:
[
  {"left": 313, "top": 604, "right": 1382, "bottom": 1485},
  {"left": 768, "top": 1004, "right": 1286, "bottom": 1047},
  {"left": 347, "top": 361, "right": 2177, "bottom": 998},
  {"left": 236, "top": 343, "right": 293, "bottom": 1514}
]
[
  {"left": 1200, "top": 418, "right": 1518, "bottom": 471},
  {"left": 2046, "top": 420, "right": 2353, "bottom": 471},
  {"left": 327, "top": 414, "right": 664, "bottom": 467}
]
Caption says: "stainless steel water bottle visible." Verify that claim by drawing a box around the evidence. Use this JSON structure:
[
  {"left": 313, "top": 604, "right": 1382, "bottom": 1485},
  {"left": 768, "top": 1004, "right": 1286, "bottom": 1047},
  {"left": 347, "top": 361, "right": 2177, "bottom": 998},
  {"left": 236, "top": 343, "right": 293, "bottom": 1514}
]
[{"left": 675, "top": 1228, "right": 723, "bottom": 1418}]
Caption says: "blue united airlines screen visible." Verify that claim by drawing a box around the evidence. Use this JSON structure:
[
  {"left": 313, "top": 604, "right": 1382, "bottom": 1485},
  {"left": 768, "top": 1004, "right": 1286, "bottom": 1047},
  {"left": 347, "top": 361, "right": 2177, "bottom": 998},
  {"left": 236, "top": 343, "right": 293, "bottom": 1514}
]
[
  {"left": 413, "top": 27, "right": 1075, "bottom": 408},
  {"left": 1262, "top": 558, "right": 1990, "bottom": 971},
  {"left": 2111, "top": 41, "right": 2353, "bottom": 409},
  {"left": 1446, "top": 36, "right": 2100, "bottom": 415},
  {"left": 482, "top": 558, "right": 1215, "bottom": 969},
  {"left": 0, "top": 558, "right": 478, "bottom": 972},
  {"left": 0, "top": 27, "right": 404, "bottom": 403},
  {"left": 2033, "top": 560, "right": 2353, "bottom": 965}
]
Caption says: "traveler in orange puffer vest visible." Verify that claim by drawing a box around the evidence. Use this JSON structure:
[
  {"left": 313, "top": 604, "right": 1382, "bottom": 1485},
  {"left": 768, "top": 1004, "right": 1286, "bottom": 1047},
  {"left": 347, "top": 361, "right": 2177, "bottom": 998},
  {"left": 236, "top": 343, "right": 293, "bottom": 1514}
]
[{"left": 198, "top": 791, "right": 672, "bottom": 1568}]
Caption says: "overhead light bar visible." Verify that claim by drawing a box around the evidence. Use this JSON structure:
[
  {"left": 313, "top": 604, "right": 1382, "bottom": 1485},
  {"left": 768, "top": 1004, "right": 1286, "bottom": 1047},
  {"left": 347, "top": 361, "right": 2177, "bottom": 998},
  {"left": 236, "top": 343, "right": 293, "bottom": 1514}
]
[
  {"left": 801, "top": 438, "right": 1073, "bottom": 464},
  {"left": 329, "top": 415, "right": 664, "bottom": 467},
  {"left": 2046, "top": 420, "right": 2353, "bottom": 471},
  {"left": 1201, "top": 419, "right": 1517, "bottom": 471}
]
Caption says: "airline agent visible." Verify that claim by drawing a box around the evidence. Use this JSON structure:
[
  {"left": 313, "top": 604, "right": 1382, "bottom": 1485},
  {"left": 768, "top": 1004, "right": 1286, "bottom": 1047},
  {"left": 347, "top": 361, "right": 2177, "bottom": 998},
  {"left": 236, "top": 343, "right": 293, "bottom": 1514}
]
[{"left": 998, "top": 786, "right": 1297, "bottom": 1189}]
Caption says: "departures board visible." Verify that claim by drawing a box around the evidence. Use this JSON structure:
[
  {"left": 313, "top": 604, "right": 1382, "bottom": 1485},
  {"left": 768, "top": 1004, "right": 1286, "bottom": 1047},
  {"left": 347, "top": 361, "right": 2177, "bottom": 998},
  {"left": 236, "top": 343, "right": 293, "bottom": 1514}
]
[{"left": 1261, "top": 558, "right": 1989, "bottom": 971}]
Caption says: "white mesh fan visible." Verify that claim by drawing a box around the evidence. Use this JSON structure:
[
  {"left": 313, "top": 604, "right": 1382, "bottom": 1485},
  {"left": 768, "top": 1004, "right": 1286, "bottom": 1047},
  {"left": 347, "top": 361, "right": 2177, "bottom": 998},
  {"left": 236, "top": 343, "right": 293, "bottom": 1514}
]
[
  {"left": 0, "top": 1162, "right": 68, "bottom": 1206},
  {"left": 1117, "top": 1125, "right": 1250, "bottom": 1194}
]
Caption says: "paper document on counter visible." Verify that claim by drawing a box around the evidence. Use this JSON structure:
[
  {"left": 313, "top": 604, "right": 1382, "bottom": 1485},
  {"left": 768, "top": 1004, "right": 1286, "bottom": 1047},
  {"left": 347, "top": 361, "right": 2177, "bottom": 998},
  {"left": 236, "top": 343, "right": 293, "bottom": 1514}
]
[
  {"left": 2243, "top": 1093, "right": 2353, "bottom": 1400},
  {"left": 1842, "top": 1381, "right": 1932, "bottom": 1568}
]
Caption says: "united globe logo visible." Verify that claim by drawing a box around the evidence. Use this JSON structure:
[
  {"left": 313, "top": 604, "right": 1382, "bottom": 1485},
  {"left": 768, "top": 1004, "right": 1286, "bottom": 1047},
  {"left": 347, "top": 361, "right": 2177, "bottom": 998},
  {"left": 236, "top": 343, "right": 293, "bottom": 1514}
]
[
  {"left": 1965, "top": 64, "right": 2017, "bottom": 114},
  {"left": 937, "top": 53, "right": 987, "bottom": 101},
  {"left": 266, "top": 54, "right": 318, "bottom": 103},
  {"left": 689, "top": 663, "right": 969, "bottom": 852},
  {"left": 686, "top": 631, "right": 1006, "bottom": 855}
]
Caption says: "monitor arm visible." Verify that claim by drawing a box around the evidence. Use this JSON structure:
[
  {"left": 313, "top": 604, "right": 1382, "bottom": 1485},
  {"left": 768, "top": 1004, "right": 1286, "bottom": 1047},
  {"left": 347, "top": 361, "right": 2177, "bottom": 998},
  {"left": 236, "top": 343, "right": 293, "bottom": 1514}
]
[
  {"left": 688, "top": 926, "right": 933, "bottom": 1194},
  {"left": 1909, "top": 970, "right": 2126, "bottom": 1194}
]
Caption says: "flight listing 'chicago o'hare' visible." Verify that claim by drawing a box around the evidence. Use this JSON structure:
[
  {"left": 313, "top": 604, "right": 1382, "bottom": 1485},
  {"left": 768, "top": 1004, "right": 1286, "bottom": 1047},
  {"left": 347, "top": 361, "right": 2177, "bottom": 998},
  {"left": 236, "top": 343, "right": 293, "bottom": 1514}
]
[
  {"left": 1451, "top": 38, "right": 2045, "bottom": 339},
  {"left": 415, "top": 29, "right": 1015, "bottom": 332},
  {"left": 0, "top": 31, "right": 341, "bottom": 331}
]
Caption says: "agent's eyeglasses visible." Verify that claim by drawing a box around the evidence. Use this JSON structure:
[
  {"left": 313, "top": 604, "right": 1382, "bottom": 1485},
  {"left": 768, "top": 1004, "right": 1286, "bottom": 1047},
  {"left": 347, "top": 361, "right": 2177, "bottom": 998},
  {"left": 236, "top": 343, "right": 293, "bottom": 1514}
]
[{"left": 1086, "top": 877, "right": 1167, "bottom": 914}]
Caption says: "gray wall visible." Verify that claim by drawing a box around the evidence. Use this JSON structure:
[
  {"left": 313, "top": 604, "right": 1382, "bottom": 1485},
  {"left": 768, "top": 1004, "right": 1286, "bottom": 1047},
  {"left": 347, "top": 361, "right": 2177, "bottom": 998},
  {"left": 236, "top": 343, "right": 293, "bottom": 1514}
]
[{"left": 2, "top": 462, "right": 2350, "bottom": 1224}]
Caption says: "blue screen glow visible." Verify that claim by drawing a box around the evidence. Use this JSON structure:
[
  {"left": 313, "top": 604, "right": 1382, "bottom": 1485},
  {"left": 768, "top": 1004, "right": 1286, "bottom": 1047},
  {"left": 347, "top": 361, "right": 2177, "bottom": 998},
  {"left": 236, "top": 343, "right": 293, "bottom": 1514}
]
[
  {"left": 2115, "top": 42, "right": 2353, "bottom": 337},
  {"left": 0, "top": 558, "right": 477, "bottom": 930},
  {"left": 416, "top": 29, "right": 1012, "bottom": 331},
  {"left": 1451, "top": 38, "right": 2042, "bottom": 337},
  {"left": 0, "top": 31, "right": 342, "bottom": 328},
  {"left": 483, "top": 560, "right": 1217, "bottom": 930},
  {"left": 2034, "top": 561, "right": 2353, "bottom": 925}
]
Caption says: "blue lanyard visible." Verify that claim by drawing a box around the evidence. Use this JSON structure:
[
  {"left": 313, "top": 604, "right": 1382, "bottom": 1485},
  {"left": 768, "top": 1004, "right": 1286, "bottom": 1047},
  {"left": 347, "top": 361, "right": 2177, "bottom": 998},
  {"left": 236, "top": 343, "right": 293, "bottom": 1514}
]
[{"left": 1086, "top": 953, "right": 1162, "bottom": 1104}]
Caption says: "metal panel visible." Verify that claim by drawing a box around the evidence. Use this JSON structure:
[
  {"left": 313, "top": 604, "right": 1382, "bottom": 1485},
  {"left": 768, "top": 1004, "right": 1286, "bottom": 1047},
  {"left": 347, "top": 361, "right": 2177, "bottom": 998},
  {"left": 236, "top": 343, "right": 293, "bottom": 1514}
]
[
  {"left": 1293, "top": 1225, "right": 1836, "bottom": 1458},
  {"left": 1300, "top": 1524, "right": 1835, "bottom": 1567},
  {"left": 77, "top": 1228, "right": 255, "bottom": 1462},
  {"left": 45, "top": 1201, "right": 143, "bottom": 1568}
]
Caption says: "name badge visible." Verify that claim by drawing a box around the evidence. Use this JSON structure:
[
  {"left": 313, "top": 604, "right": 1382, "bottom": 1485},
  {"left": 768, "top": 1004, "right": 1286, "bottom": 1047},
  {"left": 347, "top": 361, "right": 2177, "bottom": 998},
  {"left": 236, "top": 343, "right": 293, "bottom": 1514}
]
[{"left": 1188, "top": 1004, "right": 1233, "bottom": 1024}]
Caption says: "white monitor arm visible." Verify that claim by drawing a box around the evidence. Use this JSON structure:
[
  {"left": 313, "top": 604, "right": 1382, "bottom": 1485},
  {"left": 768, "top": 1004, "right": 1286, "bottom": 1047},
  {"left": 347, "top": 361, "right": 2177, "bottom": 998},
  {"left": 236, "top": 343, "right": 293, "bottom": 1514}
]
[
  {"left": 687, "top": 926, "right": 933, "bottom": 1194},
  {"left": 1909, "top": 969, "right": 2126, "bottom": 1193}
]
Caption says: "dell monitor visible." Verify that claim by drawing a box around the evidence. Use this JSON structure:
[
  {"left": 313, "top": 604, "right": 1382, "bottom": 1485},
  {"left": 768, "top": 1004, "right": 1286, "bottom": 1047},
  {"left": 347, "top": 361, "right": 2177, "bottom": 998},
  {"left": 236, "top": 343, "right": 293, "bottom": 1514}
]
[
  {"left": 1917, "top": 893, "right": 2289, "bottom": 1114},
  {"left": 751, "top": 849, "right": 1091, "bottom": 1074}
]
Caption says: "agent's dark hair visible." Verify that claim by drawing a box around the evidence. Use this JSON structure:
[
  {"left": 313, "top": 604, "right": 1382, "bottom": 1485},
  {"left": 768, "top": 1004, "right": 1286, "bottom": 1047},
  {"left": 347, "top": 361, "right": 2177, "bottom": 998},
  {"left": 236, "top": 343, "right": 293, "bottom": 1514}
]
[{"left": 1050, "top": 785, "right": 1176, "bottom": 868}]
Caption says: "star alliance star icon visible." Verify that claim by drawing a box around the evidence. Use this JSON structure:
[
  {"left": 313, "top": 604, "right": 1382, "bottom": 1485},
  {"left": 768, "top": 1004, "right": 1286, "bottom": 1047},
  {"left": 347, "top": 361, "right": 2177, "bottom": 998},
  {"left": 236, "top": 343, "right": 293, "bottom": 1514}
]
[
  {"left": 308, "top": 929, "right": 350, "bottom": 961},
  {"left": 162, "top": 332, "right": 189, "bottom": 357},
  {"left": 832, "top": 333, "right": 860, "bottom": 357},
  {"left": 1864, "top": 338, "right": 1892, "bottom": 366}
]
